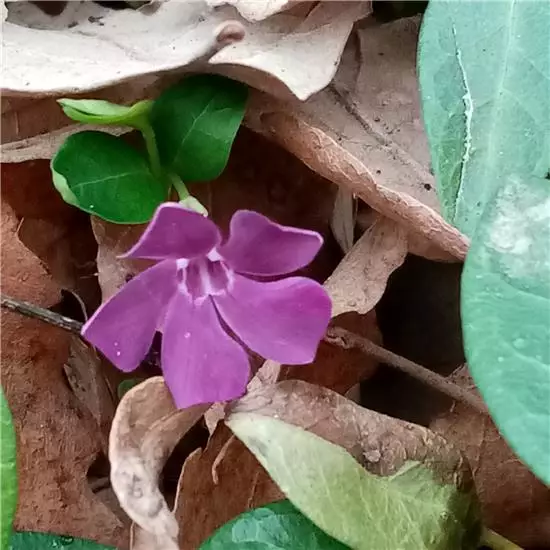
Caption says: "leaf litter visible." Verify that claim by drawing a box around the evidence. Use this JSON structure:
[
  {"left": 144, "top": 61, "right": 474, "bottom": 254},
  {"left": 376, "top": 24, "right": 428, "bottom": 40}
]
[{"left": 1, "top": 3, "right": 544, "bottom": 549}]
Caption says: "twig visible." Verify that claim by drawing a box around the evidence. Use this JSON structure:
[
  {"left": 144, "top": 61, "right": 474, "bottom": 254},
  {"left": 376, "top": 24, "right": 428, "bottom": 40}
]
[
  {"left": 2, "top": 294, "right": 488, "bottom": 415},
  {"left": 1, "top": 294, "right": 83, "bottom": 334},
  {"left": 325, "top": 326, "right": 488, "bottom": 415}
]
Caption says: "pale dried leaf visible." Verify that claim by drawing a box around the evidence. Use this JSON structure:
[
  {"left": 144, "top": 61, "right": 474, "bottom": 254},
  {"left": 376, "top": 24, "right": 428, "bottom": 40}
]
[
  {"left": 206, "top": 0, "right": 303, "bottom": 22},
  {"left": 247, "top": 98, "right": 468, "bottom": 260},
  {"left": 229, "top": 380, "right": 474, "bottom": 485},
  {"left": 109, "top": 377, "right": 208, "bottom": 547},
  {"left": 431, "top": 368, "right": 550, "bottom": 548},
  {"left": 1, "top": 201, "right": 126, "bottom": 547},
  {"left": 3, "top": 1, "right": 367, "bottom": 101},
  {"left": 331, "top": 187, "right": 357, "bottom": 252},
  {"left": 326, "top": 214, "right": 408, "bottom": 317},
  {"left": 245, "top": 16, "right": 470, "bottom": 260},
  {"left": 64, "top": 337, "right": 116, "bottom": 449}
]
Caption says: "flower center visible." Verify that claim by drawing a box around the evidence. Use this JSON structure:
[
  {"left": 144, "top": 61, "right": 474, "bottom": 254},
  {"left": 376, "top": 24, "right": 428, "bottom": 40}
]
[{"left": 177, "top": 252, "right": 233, "bottom": 302}]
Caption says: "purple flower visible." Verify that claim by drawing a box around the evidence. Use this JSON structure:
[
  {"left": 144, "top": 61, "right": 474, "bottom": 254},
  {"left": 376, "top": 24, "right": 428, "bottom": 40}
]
[{"left": 82, "top": 203, "right": 331, "bottom": 408}]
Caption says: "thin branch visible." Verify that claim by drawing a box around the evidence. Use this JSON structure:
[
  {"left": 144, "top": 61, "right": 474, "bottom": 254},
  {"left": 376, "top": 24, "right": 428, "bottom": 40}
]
[
  {"left": 2, "top": 293, "right": 488, "bottom": 415},
  {"left": 325, "top": 326, "right": 488, "bottom": 415},
  {"left": 1, "top": 294, "right": 83, "bottom": 334}
]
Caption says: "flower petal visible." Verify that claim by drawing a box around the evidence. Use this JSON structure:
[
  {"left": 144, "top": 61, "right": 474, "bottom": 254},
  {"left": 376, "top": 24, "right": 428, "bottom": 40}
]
[
  {"left": 161, "top": 294, "right": 249, "bottom": 408},
  {"left": 214, "top": 275, "right": 331, "bottom": 364},
  {"left": 82, "top": 260, "right": 178, "bottom": 372},
  {"left": 123, "top": 203, "right": 220, "bottom": 260},
  {"left": 218, "top": 210, "right": 323, "bottom": 276}
]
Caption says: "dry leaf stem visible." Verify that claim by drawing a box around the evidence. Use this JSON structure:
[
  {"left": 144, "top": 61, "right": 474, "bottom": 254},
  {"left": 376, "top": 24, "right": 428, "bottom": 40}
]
[
  {"left": 2, "top": 294, "right": 487, "bottom": 415},
  {"left": 325, "top": 326, "right": 488, "bottom": 415}
]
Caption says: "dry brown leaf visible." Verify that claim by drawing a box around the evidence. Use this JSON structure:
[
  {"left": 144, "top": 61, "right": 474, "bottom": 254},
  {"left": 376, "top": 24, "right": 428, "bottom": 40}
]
[
  {"left": 3, "top": 1, "right": 367, "bottom": 100},
  {"left": 330, "top": 187, "right": 357, "bottom": 253},
  {"left": 1, "top": 200, "right": 127, "bottom": 547},
  {"left": 174, "top": 424, "right": 283, "bottom": 549},
  {"left": 244, "top": 16, "right": 469, "bottom": 260},
  {"left": 1, "top": 160, "right": 99, "bottom": 304},
  {"left": 229, "top": 380, "right": 472, "bottom": 480},
  {"left": 109, "top": 377, "right": 208, "bottom": 548},
  {"left": 326, "top": 213, "right": 407, "bottom": 317},
  {"left": 431, "top": 369, "right": 550, "bottom": 548}
]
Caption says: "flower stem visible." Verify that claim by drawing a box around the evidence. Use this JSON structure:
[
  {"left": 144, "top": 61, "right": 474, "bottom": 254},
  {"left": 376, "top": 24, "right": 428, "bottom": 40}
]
[
  {"left": 480, "top": 528, "right": 523, "bottom": 550},
  {"left": 138, "top": 122, "right": 163, "bottom": 182},
  {"left": 171, "top": 174, "right": 190, "bottom": 200}
]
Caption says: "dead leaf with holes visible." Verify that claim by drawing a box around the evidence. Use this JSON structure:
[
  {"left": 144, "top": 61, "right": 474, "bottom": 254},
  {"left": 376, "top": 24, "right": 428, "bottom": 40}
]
[
  {"left": 0, "top": 200, "right": 127, "bottom": 547},
  {"left": 431, "top": 368, "right": 550, "bottom": 548},
  {"left": 245, "top": 16, "right": 469, "bottom": 261},
  {"left": 108, "top": 377, "right": 209, "bottom": 549}
]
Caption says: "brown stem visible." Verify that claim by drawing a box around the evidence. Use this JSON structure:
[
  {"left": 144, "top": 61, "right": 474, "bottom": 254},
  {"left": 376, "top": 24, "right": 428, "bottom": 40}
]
[
  {"left": 325, "top": 326, "right": 488, "bottom": 415},
  {"left": 1, "top": 294, "right": 488, "bottom": 415},
  {"left": 1, "top": 294, "right": 83, "bottom": 334}
]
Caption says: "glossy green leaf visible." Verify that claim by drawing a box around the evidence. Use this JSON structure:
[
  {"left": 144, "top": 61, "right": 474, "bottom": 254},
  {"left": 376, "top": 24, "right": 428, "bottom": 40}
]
[
  {"left": 1, "top": 389, "right": 17, "bottom": 550},
  {"left": 227, "top": 414, "right": 481, "bottom": 550},
  {"left": 200, "top": 500, "right": 349, "bottom": 550},
  {"left": 51, "top": 131, "right": 168, "bottom": 223},
  {"left": 151, "top": 74, "right": 248, "bottom": 182},
  {"left": 418, "top": 0, "right": 549, "bottom": 236},
  {"left": 462, "top": 174, "right": 550, "bottom": 484},
  {"left": 10, "top": 532, "right": 114, "bottom": 549},
  {"left": 58, "top": 99, "right": 153, "bottom": 127}
]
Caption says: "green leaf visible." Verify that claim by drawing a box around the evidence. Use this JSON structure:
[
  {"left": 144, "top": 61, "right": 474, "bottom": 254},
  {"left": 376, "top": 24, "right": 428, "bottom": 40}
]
[
  {"left": 200, "top": 500, "right": 349, "bottom": 550},
  {"left": 462, "top": 174, "right": 550, "bottom": 484},
  {"left": 418, "top": 0, "right": 550, "bottom": 236},
  {"left": 151, "top": 74, "right": 248, "bottom": 182},
  {"left": 227, "top": 414, "right": 481, "bottom": 550},
  {"left": 117, "top": 379, "right": 143, "bottom": 400},
  {"left": 10, "top": 532, "right": 114, "bottom": 549},
  {"left": 1, "top": 389, "right": 17, "bottom": 550},
  {"left": 51, "top": 131, "right": 168, "bottom": 223},
  {"left": 58, "top": 99, "right": 153, "bottom": 127}
]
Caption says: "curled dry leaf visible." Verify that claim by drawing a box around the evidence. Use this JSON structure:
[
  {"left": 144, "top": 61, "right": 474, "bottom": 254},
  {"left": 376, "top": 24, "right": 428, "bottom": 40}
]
[
  {"left": 431, "top": 368, "right": 550, "bottom": 548},
  {"left": 0, "top": 201, "right": 126, "bottom": 547},
  {"left": 227, "top": 380, "right": 481, "bottom": 549},
  {"left": 3, "top": 1, "right": 367, "bottom": 99},
  {"left": 325, "top": 213, "right": 407, "bottom": 318},
  {"left": 109, "top": 377, "right": 208, "bottom": 549},
  {"left": 245, "top": 16, "right": 469, "bottom": 260}
]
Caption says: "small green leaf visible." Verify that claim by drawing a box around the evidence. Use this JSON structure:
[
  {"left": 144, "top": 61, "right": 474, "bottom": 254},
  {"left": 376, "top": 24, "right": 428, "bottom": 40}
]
[
  {"left": 418, "top": 0, "right": 549, "bottom": 236},
  {"left": 51, "top": 131, "right": 168, "bottom": 223},
  {"left": 462, "top": 174, "right": 550, "bottom": 484},
  {"left": 117, "top": 379, "right": 143, "bottom": 400},
  {"left": 10, "top": 532, "right": 114, "bottom": 549},
  {"left": 200, "top": 500, "right": 349, "bottom": 550},
  {"left": 151, "top": 74, "right": 248, "bottom": 182},
  {"left": 227, "top": 414, "right": 481, "bottom": 550},
  {"left": 58, "top": 99, "right": 153, "bottom": 127},
  {"left": 1, "top": 389, "right": 17, "bottom": 550}
]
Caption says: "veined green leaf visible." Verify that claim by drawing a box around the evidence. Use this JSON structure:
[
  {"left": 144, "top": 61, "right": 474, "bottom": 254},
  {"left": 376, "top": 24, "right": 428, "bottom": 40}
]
[
  {"left": 227, "top": 414, "right": 480, "bottom": 550},
  {"left": 200, "top": 500, "right": 349, "bottom": 550},
  {"left": 51, "top": 131, "right": 168, "bottom": 223},
  {"left": 462, "top": 174, "right": 550, "bottom": 484},
  {"left": 10, "top": 532, "right": 114, "bottom": 549},
  {"left": 419, "top": 0, "right": 550, "bottom": 484},
  {"left": 58, "top": 99, "right": 153, "bottom": 127},
  {"left": 418, "top": 0, "right": 549, "bottom": 236},
  {"left": 151, "top": 74, "right": 248, "bottom": 182},
  {"left": 1, "top": 389, "right": 17, "bottom": 550}
]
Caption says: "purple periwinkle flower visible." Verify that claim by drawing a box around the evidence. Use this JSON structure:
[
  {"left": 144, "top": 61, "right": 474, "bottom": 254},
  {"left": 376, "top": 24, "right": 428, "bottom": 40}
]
[{"left": 82, "top": 203, "right": 332, "bottom": 408}]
